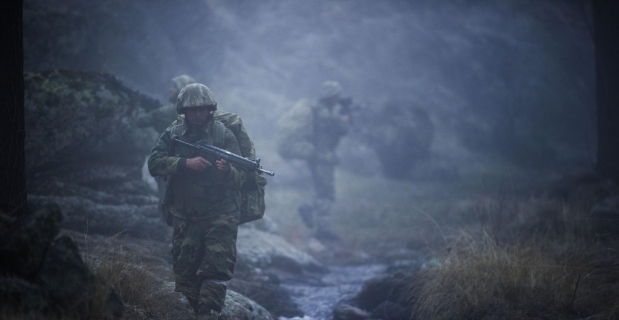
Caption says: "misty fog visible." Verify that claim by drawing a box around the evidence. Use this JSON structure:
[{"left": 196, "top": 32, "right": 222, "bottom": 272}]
[
  {"left": 19, "top": 0, "right": 608, "bottom": 319},
  {"left": 195, "top": 0, "right": 596, "bottom": 176},
  {"left": 24, "top": 0, "right": 596, "bottom": 172}
]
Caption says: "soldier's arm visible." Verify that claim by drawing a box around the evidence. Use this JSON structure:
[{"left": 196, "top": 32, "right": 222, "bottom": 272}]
[{"left": 147, "top": 129, "right": 185, "bottom": 176}]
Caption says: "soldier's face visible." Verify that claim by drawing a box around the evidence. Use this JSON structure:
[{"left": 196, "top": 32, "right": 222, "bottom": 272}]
[
  {"left": 169, "top": 86, "right": 178, "bottom": 98},
  {"left": 185, "top": 106, "right": 211, "bottom": 127}
]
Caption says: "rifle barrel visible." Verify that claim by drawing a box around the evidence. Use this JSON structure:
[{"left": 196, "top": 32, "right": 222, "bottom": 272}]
[{"left": 171, "top": 136, "right": 275, "bottom": 176}]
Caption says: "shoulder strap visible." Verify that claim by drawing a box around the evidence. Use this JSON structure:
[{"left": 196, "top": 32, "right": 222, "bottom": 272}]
[
  {"left": 170, "top": 123, "right": 183, "bottom": 136},
  {"left": 212, "top": 120, "right": 225, "bottom": 148}
]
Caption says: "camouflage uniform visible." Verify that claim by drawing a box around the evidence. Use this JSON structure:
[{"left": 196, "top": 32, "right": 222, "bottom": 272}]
[
  {"left": 147, "top": 84, "right": 245, "bottom": 317},
  {"left": 175, "top": 110, "right": 256, "bottom": 158},
  {"left": 278, "top": 81, "right": 349, "bottom": 239},
  {"left": 173, "top": 109, "right": 267, "bottom": 224}
]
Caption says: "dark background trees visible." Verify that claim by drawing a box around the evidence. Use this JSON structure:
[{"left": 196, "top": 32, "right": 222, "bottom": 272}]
[
  {"left": 0, "top": 0, "right": 26, "bottom": 218},
  {"left": 594, "top": 0, "right": 619, "bottom": 184}
]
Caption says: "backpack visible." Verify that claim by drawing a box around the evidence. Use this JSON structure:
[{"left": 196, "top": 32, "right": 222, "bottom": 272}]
[
  {"left": 214, "top": 111, "right": 266, "bottom": 224},
  {"left": 163, "top": 117, "right": 266, "bottom": 225},
  {"left": 276, "top": 99, "right": 316, "bottom": 160}
]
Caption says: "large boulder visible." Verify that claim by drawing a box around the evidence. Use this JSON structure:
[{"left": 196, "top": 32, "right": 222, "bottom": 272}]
[
  {"left": 24, "top": 70, "right": 159, "bottom": 179},
  {"left": 333, "top": 256, "right": 436, "bottom": 320},
  {"left": 24, "top": 69, "right": 167, "bottom": 238},
  {"left": 28, "top": 195, "right": 166, "bottom": 239},
  {"left": 236, "top": 228, "right": 323, "bottom": 274},
  {"left": 0, "top": 205, "right": 123, "bottom": 319},
  {"left": 231, "top": 228, "right": 324, "bottom": 319},
  {"left": 220, "top": 290, "right": 275, "bottom": 320},
  {"left": 0, "top": 202, "right": 63, "bottom": 278}
]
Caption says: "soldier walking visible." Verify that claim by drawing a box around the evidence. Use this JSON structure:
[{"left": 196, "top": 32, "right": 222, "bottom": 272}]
[
  {"left": 277, "top": 81, "right": 351, "bottom": 240},
  {"left": 148, "top": 83, "right": 246, "bottom": 319}
]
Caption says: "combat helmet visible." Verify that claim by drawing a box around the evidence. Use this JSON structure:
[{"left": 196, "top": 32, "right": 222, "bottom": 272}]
[
  {"left": 176, "top": 83, "right": 218, "bottom": 114},
  {"left": 320, "top": 80, "right": 343, "bottom": 100},
  {"left": 169, "top": 75, "right": 196, "bottom": 103},
  {"left": 171, "top": 75, "right": 196, "bottom": 91}
]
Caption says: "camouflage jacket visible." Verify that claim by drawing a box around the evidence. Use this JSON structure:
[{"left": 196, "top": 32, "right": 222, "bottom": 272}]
[
  {"left": 148, "top": 119, "right": 246, "bottom": 218},
  {"left": 277, "top": 99, "right": 349, "bottom": 163}
]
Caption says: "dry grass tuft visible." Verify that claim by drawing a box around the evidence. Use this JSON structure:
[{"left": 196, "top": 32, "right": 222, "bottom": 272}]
[
  {"left": 401, "top": 233, "right": 619, "bottom": 320},
  {"left": 84, "top": 235, "right": 186, "bottom": 319}
]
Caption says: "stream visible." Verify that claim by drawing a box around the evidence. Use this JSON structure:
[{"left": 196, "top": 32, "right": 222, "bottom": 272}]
[{"left": 277, "top": 264, "right": 388, "bottom": 320}]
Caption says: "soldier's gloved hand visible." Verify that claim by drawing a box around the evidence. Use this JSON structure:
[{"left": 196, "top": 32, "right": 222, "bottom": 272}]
[
  {"left": 186, "top": 157, "right": 212, "bottom": 171},
  {"left": 216, "top": 159, "right": 231, "bottom": 173}
]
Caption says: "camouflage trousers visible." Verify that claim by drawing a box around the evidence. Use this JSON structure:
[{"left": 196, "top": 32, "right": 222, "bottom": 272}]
[
  {"left": 171, "top": 212, "right": 239, "bottom": 314},
  {"left": 308, "top": 162, "right": 335, "bottom": 201},
  {"left": 310, "top": 162, "right": 335, "bottom": 230},
  {"left": 299, "top": 162, "right": 335, "bottom": 231}
]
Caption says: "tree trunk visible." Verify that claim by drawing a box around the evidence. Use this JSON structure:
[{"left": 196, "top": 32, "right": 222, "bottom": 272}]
[
  {"left": 594, "top": 1, "right": 619, "bottom": 183},
  {"left": 0, "top": 1, "right": 26, "bottom": 217}
]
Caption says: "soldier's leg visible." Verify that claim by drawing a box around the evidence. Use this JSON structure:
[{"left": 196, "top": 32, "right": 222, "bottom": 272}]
[
  {"left": 298, "top": 162, "right": 320, "bottom": 228},
  {"left": 312, "top": 164, "right": 339, "bottom": 240},
  {"left": 195, "top": 213, "right": 239, "bottom": 315},
  {"left": 299, "top": 162, "right": 335, "bottom": 228},
  {"left": 314, "top": 198, "right": 333, "bottom": 229},
  {"left": 314, "top": 198, "right": 339, "bottom": 240},
  {"left": 171, "top": 218, "right": 206, "bottom": 313},
  {"left": 312, "top": 163, "right": 335, "bottom": 201}
]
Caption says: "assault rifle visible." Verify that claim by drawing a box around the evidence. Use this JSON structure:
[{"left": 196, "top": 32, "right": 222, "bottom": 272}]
[{"left": 171, "top": 135, "right": 275, "bottom": 176}]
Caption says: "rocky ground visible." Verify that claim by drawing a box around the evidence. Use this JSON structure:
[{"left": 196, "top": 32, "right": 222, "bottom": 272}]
[{"left": 7, "top": 66, "right": 617, "bottom": 319}]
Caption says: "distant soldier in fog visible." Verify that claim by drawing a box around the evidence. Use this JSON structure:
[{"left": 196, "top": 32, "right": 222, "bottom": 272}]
[
  {"left": 148, "top": 84, "right": 246, "bottom": 319},
  {"left": 135, "top": 75, "right": 196, "bottom": 200},
  {"left": 135, "top": 74, "right": 196, "bottom": 133},
  {"left": 277, "top": 81, "right": 351, "bottom": 240}
]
